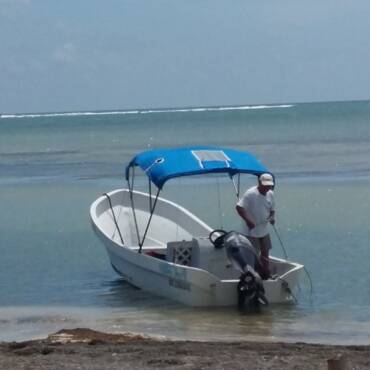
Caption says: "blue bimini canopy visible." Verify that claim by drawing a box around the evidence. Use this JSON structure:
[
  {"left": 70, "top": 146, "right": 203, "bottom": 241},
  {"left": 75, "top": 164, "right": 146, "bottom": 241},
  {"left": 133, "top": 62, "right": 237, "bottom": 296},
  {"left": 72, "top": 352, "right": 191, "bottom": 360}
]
[{"left": 125, "top": 146, "right": 270, "bottom": 189}]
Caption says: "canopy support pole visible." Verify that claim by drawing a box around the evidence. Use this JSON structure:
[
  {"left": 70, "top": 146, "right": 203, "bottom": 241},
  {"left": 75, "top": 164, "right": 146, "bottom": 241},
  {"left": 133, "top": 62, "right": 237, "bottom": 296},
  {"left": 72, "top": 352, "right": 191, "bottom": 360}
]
[
  {"left": 139, "top": 187, "right": 161, "bottom": 253},
  {"left": 128, "top": 166, "right": 141, "bottom": 247},
  {"left": 149, "top": 178, "right": 153, "bottom": 212},
  {"left": 103, "top": 192, "right": 124, "bottom": 245},
  {"left": 231, "top": 173, "right": 241, "bottom": 198}
]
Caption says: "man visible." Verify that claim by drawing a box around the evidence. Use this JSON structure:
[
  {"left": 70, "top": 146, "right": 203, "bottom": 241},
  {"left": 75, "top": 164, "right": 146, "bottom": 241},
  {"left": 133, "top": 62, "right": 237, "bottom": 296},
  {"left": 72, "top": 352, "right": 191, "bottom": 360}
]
[{"left": 235, "top": 173, "right": 275, "bottom": 279}]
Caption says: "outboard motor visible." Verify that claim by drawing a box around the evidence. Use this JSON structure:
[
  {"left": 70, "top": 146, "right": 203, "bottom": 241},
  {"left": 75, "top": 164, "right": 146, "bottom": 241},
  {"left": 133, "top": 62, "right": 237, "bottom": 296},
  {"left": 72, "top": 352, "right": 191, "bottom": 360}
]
[{"left": 209, "top": 230, "right": 268, "bottom": 308}]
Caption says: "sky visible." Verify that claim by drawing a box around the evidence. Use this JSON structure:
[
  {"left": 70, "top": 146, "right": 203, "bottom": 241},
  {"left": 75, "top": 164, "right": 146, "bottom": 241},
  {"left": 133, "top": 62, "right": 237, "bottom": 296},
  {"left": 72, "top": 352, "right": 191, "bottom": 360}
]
[{"left": 1, "top": 0, "right": 370, "bottom": 114}]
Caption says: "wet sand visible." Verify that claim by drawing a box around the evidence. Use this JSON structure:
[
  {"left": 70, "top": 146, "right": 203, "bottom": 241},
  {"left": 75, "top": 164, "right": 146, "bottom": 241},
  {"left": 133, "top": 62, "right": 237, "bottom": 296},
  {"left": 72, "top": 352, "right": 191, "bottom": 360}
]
[{"left": 1, "top": 328, "right": 370, "bottom": 370}]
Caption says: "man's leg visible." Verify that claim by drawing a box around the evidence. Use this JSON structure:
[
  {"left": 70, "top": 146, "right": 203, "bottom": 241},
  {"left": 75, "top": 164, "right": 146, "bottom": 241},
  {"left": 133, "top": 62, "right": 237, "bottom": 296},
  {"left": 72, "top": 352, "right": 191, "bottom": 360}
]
[
  {"left": 259, "top": 234, "right": 272, "bottom": 279},
  {"left": 245, "top": 236, "right": 260, "bottom": 254},
  {"left": 246, "top": 236, "right": 267, "bottom": 278}
]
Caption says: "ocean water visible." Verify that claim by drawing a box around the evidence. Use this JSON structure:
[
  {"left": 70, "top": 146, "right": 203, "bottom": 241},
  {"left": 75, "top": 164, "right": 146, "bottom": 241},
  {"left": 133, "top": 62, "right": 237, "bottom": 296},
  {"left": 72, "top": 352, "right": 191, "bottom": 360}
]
[{"left": 1, "top": 100, "right": 370, "bottom": 344}]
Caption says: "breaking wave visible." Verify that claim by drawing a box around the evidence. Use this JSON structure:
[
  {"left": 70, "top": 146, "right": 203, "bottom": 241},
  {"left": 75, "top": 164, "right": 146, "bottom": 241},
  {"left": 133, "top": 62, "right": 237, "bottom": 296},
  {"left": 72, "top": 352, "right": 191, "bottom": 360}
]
[{"left": 1, "top": 104, "right": 294, "bottom": 119}]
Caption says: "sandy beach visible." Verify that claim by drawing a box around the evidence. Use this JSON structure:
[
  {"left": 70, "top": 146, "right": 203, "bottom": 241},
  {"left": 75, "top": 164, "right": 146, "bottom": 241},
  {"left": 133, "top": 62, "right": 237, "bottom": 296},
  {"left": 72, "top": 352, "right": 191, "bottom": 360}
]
[{"left": 1, "top": 328, "right": 369, "bottom": 370}]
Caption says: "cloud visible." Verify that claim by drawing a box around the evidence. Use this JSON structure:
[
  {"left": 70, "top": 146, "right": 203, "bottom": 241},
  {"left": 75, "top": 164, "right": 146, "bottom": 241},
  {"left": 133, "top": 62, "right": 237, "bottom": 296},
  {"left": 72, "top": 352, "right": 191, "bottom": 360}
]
[{"left": 52, "top": 42, "right": 77, "bottom": 64}]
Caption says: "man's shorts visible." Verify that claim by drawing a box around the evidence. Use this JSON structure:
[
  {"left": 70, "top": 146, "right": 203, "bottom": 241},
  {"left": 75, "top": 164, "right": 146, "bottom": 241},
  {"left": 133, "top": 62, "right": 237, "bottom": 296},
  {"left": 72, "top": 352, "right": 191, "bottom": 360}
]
[{"left": 247, "top": 234, "right": 272, "bottom": 252}]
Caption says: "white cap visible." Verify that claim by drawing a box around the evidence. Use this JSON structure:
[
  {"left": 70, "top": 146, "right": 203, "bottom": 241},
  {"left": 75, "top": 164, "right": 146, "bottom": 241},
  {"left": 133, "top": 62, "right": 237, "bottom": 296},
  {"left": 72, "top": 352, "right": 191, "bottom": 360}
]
[{"left": 259, "top": 173, "right": 274, "bottom": 186}]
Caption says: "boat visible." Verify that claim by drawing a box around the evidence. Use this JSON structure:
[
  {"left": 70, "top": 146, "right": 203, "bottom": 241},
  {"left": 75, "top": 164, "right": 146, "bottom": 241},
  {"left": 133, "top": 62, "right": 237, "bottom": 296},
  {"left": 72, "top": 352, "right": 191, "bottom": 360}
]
[{"left": 90, "top": 146, "right": 304, "bottom": 306}]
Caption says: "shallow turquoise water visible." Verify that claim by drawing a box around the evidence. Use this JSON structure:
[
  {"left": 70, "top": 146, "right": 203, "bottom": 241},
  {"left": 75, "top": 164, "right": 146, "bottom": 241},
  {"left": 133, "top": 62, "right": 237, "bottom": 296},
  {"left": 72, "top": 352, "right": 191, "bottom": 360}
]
[{"left": 1, "top": 101, "right": 370, "bottom": 343}]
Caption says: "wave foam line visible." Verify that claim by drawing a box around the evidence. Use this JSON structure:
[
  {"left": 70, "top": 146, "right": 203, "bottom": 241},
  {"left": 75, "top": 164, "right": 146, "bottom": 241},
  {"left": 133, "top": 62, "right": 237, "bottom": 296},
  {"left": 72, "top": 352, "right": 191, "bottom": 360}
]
[
  {"left": 139, "top": 104, "right": 294, "bottom": 114},
  {"left": 1, "top": 104, "right": 294, "bottom": 119},
  {"left": 0, "top": 110, "right": 140, "bottom": 119}
]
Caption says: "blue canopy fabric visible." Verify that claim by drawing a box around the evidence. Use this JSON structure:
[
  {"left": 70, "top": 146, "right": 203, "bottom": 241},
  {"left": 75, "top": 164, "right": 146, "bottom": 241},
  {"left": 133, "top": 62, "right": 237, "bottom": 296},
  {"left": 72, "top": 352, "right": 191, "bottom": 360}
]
[{"left": 125, "top": 146, "right": 270, "bottom": 189}]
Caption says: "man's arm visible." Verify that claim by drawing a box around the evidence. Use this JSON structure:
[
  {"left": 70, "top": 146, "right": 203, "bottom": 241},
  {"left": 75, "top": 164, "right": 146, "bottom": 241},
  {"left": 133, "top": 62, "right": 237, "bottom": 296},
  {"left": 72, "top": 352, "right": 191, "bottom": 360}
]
[
  {"left": 269, "top": 210, "right": 275, "bottom": 225},
  {"left": 269, "top": 192, "right": 276, "bottom": 225},
  {"left": 236, "top": 205, "right": 255, "bottom": 229}
]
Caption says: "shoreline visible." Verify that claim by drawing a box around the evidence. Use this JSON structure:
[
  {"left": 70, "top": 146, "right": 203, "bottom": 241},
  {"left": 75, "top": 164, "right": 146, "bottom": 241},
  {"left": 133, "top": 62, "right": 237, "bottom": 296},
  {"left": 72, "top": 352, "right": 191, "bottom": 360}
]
[{"left": 1, "top": 328, "right": 370, "bottom": 369}]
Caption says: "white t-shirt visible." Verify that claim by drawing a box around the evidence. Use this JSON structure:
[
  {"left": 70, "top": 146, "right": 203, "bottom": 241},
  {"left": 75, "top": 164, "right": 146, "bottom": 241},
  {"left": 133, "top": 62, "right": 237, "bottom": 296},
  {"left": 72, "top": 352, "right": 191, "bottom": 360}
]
[{"left": 237, "top": 186, "right": 275, "bottom": 238}]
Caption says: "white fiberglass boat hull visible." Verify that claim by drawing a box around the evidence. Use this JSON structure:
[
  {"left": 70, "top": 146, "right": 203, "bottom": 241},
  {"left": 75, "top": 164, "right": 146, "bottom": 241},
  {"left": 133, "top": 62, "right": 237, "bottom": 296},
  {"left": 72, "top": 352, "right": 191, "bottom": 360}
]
[{"left": 90, "top": 189, "right": 304, "bottom": 306}]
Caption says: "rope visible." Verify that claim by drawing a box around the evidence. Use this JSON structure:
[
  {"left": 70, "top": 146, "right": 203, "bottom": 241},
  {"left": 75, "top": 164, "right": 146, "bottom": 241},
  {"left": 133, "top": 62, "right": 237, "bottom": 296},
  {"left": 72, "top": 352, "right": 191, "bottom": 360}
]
[
  {"left": 272, "top": 224, "right": 314, "bottom": 296},
  {"left": 303, "top": 266, "right": 314, "bottom": 296},
  {"left": 272, "top": 224, "right": 288, "bottom": 259},
  {"left": 103, "top": 193, "right": 124, "bottom": 245}
]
